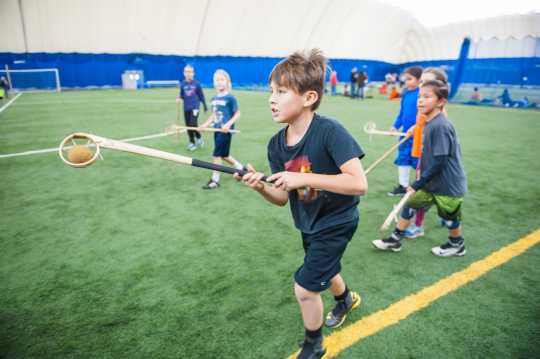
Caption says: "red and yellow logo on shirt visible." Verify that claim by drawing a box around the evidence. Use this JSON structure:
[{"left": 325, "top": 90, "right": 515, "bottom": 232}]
[{"left": 284, "top": 155, "right": 318, "bottom": 202}]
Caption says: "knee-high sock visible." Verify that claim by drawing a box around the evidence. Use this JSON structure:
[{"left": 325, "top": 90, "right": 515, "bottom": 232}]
[
  {"left": 398, "top": 166, "right": 410, "bottom": 187},
  {"left": 415, "top": 208, "right": 425, "bottom": 227},
  {"left": 228, "top": 158, "right": 244, "bottom": 170}
]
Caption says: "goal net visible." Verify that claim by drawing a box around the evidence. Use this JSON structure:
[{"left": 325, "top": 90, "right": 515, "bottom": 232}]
[{"left": 0, "top": 68, "right": 61, "bottom": 93}]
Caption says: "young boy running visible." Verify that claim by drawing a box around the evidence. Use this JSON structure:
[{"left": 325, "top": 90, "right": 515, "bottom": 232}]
[
  {"left": 237, "top": 49, "right": 368, "bottom": 359},
  {"left": 388, "top": 67, "right": 422, "bottom": 196},
  {"left": 373, "top": 79, "right": 468, "bottom": 256}
]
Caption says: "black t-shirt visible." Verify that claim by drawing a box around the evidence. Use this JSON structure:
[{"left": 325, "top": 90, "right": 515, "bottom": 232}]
[{"left": 267, "top": 114, "right": 365, "bottom": 234}]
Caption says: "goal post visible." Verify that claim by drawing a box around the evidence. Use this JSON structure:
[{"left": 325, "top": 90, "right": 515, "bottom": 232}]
[{"left": 1, "top": 66, "right": 61, "bottom": 93}]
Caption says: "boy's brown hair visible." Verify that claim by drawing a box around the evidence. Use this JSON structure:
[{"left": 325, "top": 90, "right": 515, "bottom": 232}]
[
  {"left": 421, "top": 79, "right": 449, "bottom": 100},
  {"left": 269, "top": 49, "right": 327, "bottom": 110},
  {"left": 403, "top": 66, "right": 423, "bottom": 80}
]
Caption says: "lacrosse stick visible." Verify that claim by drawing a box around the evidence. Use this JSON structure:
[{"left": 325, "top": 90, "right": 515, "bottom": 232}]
[
  {"left": 364, "top": 121, "right": 406, "bottom": 142},
  {"left": 364, "top": 125, "right": 415, "bottom": 175},
  {"left": 380, "top": 190, "right": 414, "bottom": 235},
  {"left": 59, "top": 132, "right": 268, "bottom": 181},
  {"left": 168, "top": 124, "right": 240, "bottom": 134}
]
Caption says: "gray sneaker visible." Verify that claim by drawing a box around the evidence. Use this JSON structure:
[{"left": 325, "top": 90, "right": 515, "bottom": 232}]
[
  {"left": 325, "top": 291, "right": 361, "bottom": 328},
  {"left": 187, "top": 143, "right": 197, "bottom": 151},
  {"left": 195, "top": 138, "right": 204, "bottom": 148}
]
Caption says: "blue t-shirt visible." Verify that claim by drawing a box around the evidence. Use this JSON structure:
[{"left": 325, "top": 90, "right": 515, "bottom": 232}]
[
  {"left": 393, "top": 87, "right": 419, "bottom": 150},
  {"left": 180, "top": 80, "right": 207, "bottom": 112},
  {"left": 267, "top": 114, "right": 365, "bottom": 234},
  {"left": 210, "top": 94, "right": 238, "bottom": 130},
  {"left": 393, "top": 88, "right": 418, "bottom": 132}
]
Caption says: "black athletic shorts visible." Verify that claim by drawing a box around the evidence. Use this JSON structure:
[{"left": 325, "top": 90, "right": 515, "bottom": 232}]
[
  {"left": 294, "top": 220, "right": 358, "bottom": 292},
  {"left": 213, "top": 132, "right": 232, "bottom": 157}
]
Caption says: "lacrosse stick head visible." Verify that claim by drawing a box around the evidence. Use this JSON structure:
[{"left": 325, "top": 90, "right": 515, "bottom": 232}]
[
  {"left": 364, "top": 121, "right": 376, "bottom": 142},
  {"left": 58, "top": 132, "right": 101, "bottom": 168},
  {"left": 364, "top": 121, "right": 377, "bottom": 133}
]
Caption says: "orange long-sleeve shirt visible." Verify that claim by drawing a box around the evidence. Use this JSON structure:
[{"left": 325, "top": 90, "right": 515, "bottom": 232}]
[{"left": 411, "top": 113, "right": 426, "bottom": 158}]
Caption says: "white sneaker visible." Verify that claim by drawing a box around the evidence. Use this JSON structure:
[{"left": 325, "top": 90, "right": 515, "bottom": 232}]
[
  {"left": 187, "top": 143, "right": 197, "bottom": 151},
  {"left": 431, "top": 242, "right": 466, "bottom": 257},
  {"left": 372, "top": 237, "right": 402, "bottom": 252},
  {"left": 195, "top": 138, "right": 204, "bottom": 148}
]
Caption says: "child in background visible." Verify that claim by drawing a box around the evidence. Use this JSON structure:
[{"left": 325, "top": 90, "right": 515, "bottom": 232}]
[
  {"left": 200, "top": 69, "right": 244, "bottom": 189},
  {"left": 388, "top": 67, "right": 423, "bottom": 196},
  {"left": 389, "top": 86, "right": 400, "bottom": 100},
  {"left": 237, "top": 49, "right": 368, "bottom": 359},
  {"left": 330, "top": 70, "right": 338, "bottom": 96},
  {"left": 404, "top": 68, "right": 449, "bottom": 239},
  {"left": 176, "top": 65, "right": 208, "bottom": 151},
  {"left": 0, "top": 76, "right": 9, "bottom": 100},
  {"left": 373, "top": 79, "right": 467, "bottom": 256}
]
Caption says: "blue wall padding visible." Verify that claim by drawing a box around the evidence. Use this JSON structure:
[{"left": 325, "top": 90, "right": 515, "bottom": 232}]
[
  {"left": 0, "top": 52, "right": 395, "bottom": 88},
  {"left": 400, "top": 57, "right": 540, "bottom": 87},
  {"left": 450, "top": 37, "right": 471, "bottom": 98},
  {"left": 0, "top": 52, "right": 538, "bottom": 89}
]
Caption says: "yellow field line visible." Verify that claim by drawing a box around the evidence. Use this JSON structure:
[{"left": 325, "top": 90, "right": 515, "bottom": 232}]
[{"left": 287, "top": 229, "right": 540, "bottom": 359}]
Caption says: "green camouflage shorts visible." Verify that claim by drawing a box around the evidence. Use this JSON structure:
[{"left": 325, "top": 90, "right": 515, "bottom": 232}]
[{"left": 407, "top": 190, "right": 463, "bottom": 221}]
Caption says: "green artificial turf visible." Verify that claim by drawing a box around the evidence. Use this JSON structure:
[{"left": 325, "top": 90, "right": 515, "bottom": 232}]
[{"left": 1, "top": 89, "right": 539, "bottom": 358}]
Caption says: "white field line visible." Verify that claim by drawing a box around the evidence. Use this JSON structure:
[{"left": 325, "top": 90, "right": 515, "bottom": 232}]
[
  {"left": 12, "top": 99, "right": 177, "bottom": 106},
  {"left": 0, "top": 93, "right": 23, "bottom": 114},
  {"left": 0, "top": 129, "right": 186, "bottom": 159}
]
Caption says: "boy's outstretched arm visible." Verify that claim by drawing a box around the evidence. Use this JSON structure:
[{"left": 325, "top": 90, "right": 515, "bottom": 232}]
[
  {"left": 268, "top": 158, "right": 368, "bottom": 196},
  {"left": 235, "top": 164, "right": 289, "bottom": 206}
]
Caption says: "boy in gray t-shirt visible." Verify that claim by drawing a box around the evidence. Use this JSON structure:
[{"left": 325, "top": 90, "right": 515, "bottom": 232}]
[{"left": 373, "top": 80, "right": 468, "bottom": 257}]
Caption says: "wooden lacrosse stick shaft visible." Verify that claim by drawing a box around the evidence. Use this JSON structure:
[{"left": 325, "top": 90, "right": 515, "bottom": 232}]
[
  {"left": 364, "top": 121, "right": 406, "bottom": 137},
  {"left": 173, "top": 125, "right": 240, "bottom": 134},
  {"left": 176, "top": 100, "right": 181, "bottom": 124},
  {"left": 59, "top": 132, "right": 267, "bottom": 181},
  {"left": 366, "top": 129, "right": 407, "bottom": 137},
  {"left": 365, "top": 125, "right": 415, "bottom": 175},
  {"left": 380, "top": 190, "right": 414, "bottom": 233}
]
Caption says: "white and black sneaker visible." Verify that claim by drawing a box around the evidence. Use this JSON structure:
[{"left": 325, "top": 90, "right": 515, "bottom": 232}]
[
  {"left": 372, "top": 236, "right": 402, "bottom": 252},
  {"left": 431, "top": 241, "right": 466, "bottom": 257}
]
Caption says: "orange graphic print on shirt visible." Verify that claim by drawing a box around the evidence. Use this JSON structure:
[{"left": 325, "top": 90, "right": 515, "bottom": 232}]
[{"left": 284, "top": 155, "right": 318, "bottom": 202}]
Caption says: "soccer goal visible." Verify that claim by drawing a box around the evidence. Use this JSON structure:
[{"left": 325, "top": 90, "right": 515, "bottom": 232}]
[{"left": 0, "top": 67, "right": 61, "bottom": 93}]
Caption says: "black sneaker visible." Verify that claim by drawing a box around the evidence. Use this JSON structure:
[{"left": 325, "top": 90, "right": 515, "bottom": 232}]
[
  {"left": 325, "top": 291, "right": 361, "bottom": 328},
  {"left": 387, "top": 185, "right": 407, "bottom": 196},
  {"left": 372, "top": 236, "right": 402, "bottom": 252},
  {"left": 202, "top": 180, "right": 220, "bottom": 190},
  {"left": 431, "top": 241, "right": 466, "bottom": 257},
  {"left": 297, "top": 335, "right": 326, "bottom": 359}
]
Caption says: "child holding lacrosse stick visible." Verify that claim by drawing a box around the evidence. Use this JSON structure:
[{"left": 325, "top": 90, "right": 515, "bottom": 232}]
[
  {"left": 403, "top": 67, "right": 449, "bottom": 239},
  {"left": 237, "top": 49, "right": 368, "bottom": 359},
  {"left": 200, "top": 69, "right": 244, "bottom": 189},
  {"left": 388, "top": 66, "right": 423, "bottom": 196},
  {"left": 176, "top": 64, "right": 208, "bottom": 151},
  {"left": 373, "top": 79, "right": 467, "bottom": 256}
]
